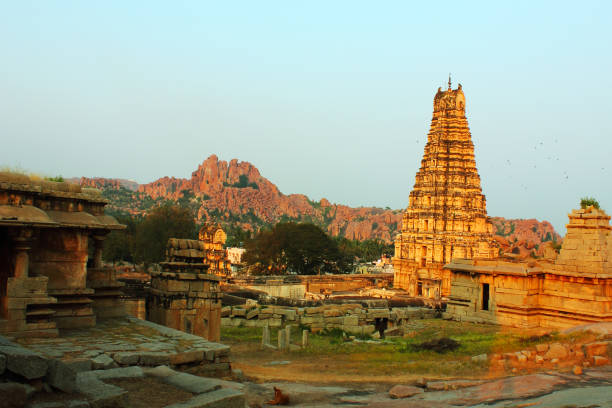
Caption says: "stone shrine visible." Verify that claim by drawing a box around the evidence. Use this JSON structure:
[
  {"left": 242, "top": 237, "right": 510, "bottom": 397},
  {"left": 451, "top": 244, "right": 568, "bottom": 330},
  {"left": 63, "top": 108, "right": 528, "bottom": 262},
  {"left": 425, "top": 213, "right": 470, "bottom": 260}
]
[
  {"left": 393, "top": 80, "right": 497, "bottom": 298},
  {"left": 0, "top": 173, "right": 125, "bottom": 337}
]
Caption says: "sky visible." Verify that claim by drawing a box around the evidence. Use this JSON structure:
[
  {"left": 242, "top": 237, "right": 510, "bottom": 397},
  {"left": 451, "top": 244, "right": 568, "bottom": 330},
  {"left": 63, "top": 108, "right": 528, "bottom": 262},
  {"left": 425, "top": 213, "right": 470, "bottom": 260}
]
[{"left": 1, "top": 1, "right": 611, "bottom": 235}]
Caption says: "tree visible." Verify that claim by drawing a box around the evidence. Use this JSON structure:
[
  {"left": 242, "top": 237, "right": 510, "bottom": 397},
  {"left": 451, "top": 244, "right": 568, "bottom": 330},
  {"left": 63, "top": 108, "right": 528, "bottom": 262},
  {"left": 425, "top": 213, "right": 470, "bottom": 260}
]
[
  {"left": 580, "top": 197, "right": 600, "bottom": 209},
  {"left": 103, "top": 213, "right": 138, "bottom": 264},
  {"left": 133, "top": 204, "right": 196, "bottom": 265},
  {"left": 244, "top": 222, "right": 349, "bottom": 275}
]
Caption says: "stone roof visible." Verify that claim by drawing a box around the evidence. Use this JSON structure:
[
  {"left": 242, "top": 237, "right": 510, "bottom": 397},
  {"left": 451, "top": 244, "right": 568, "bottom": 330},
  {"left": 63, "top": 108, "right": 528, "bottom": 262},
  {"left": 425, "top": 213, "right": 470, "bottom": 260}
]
[
  {"left": 443, "top": 258, "right": 544, "bottom": 276},
  {"left": 0, "top": 172, "right": 107, "bottom": 203}
]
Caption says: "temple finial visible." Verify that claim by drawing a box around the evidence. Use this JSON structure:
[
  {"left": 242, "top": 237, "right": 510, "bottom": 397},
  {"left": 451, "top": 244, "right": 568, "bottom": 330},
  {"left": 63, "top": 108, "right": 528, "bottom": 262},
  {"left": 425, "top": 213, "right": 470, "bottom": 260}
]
[{"left": 448, "top": 73, "right": 452, "bottom": 90}]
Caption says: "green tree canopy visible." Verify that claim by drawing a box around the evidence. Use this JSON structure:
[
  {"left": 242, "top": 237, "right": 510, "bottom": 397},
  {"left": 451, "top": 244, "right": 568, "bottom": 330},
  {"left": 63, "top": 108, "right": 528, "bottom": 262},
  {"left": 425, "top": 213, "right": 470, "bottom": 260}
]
[
  {"left": 103, "top": 213, "right": 138, "bottom": 264},
  {"left": 133, "top": 204, "right": 196, "bottom": 264},
  {"left": 244, "top": 222, "right": 349, "bottom": 275}
]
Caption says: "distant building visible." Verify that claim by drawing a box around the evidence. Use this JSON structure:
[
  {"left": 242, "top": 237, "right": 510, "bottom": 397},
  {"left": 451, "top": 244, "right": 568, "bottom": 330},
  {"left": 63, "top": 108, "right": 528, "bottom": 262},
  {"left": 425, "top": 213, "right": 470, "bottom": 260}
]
[{"left": 226, "top": 247, "right": 246, "bottom": 272}]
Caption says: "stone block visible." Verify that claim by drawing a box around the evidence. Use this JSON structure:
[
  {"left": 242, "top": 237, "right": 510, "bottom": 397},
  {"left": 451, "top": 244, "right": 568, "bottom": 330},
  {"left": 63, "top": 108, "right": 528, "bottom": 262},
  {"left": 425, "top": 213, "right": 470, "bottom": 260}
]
[
  {"left": 231, "top": 308, "right": 246, "bottom": 317},
  {"left": 535, "top": 344, "right": 549, "bottom": 353},
  {"left": 0, "top": 344, "right": 48, "bottom": 380},
  {"left": 139, "top": 352, "right": 171, "bottom": 366},
  {"left": 92, "top": 354, "right": 115, "bottom": 370},
  {"left": 593, "top": 356, "right": 609, "bottom": 366},
  {"left": 167, "top": 279, "right": 190, "bottom": 292},
  {"left": 246, "top": 309, "right": 259, "bottom": 320},
  {"left": 221, "top": 317, "right": 232, "bottom": 326},
  {"left": 343, "top": 315, "right": 358, "bottom": 326},
  {"left": 362, "top": 325, "right": 376, "bottom": 335},
  {"left": 323, "top": 309, "right": 343, "bottom": 317},
  {"left": 170, "top": 350, "right": 204, "bottom": 365},
  {"left": 535, "top": 355, "right": 544, "bottom": 364},
  {"left": 112, "top": 352, "right": 140, "bottom": 365},
  {"left": 47, "top": 358, "right": 92, "bottom": 393},
  {"left": 163, "top": 372, "right": 221, "bottom": 394},
  {"left": 221, "top": 306, "right": 231, "bottom": 317},
  {"left": 471, "top": 354, "right": 487, "bottom": 363},
  {"left": 145, "top": 365, "right": 177, "bottom": 378},
  {"left": 163, "top": 388, "right": 244, "bottom": 408},
  {"left": 277, "top": 309, "right": 297, "bottom": 320},
  {"left": 544, "top": 343, "right": 568, "bottom": 360},
  {"left": 389, "top": 385, "right": 424, "bottom": 399},
  {"left": 583, "top": 342, "right": 610, "bottom": 358},
  {"left": 343, "top": 326, "right": 362, "bottom": 335}
]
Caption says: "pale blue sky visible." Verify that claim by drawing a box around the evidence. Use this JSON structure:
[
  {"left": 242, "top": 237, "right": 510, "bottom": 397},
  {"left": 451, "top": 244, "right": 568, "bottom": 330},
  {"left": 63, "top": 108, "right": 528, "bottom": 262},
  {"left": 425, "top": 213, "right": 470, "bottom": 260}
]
[{"left": 1, "top": 1, "right": 611, "bottom": 234}]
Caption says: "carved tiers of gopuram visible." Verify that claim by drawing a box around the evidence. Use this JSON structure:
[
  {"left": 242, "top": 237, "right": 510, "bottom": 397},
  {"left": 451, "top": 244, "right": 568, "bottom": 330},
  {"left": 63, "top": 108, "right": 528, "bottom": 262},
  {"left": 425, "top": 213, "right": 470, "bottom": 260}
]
[{"left": 393, "top": 81, "right": 497, "bottom": 299}]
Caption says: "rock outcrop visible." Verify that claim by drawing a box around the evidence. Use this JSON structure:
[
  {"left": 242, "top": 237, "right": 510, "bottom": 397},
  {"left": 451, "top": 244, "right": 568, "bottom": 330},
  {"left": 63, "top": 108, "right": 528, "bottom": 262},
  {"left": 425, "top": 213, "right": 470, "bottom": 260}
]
[{"left": 71, "top": 155, "right": 559, "bottom": 246}]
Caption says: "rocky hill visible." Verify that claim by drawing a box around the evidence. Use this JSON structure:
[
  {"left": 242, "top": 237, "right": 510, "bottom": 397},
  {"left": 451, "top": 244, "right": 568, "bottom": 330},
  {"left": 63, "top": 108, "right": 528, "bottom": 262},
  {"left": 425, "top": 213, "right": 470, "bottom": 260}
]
[{"left": 74, "top": 155, "right": 561, "bottom": 247}]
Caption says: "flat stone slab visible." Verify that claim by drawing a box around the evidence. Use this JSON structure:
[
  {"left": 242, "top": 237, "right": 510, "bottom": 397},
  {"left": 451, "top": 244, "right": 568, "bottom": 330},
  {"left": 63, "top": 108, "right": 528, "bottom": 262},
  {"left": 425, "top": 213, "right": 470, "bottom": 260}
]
[
  {"left": 163, "top": 372, "right": 222, "bottom": 394},
  {"left": 164, "top": 388, "right": 245, "bottom": 408},
  {"left": 13, "top": 317, "right": 229, "bottom": 370}
]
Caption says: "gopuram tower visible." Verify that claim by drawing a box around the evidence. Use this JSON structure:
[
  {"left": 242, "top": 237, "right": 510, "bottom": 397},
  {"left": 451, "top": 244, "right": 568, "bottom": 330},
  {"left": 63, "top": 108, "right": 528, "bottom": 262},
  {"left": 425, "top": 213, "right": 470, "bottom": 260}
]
[{"left": 393, "top": 79, "right": 497, "bottom": 298}]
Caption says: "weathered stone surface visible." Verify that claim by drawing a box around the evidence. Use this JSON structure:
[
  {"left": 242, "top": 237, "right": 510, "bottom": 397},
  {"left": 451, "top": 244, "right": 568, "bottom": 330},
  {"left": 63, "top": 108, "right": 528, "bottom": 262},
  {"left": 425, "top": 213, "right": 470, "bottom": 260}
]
[
  {"left": 0, "top": 382, "right": 28, "bottom": 408},
  {"left": 139, "top": 352, "right": 171, "bottom": 366},
  {"left": 426, "top": 380, "right": 485, "bottom": 391},
  {"left": 92, "top": 354, "right": 115, "bottom": 370},
  {"left": 0, "top": 344, "right": 48, "bottom": 379},
  {"left": 47, "top": 358, "right": 92, "bottom": 393},
  {"left": 112, "top": 352, "right": 139, "bottom": 365},
  {"left": 171, "top": 350, "right": 204, "bottom": 365},
  {"left": 163, "top": 372, "right": 222, "bottom": 394},
  {"left": 144, "top": 365, "right": 177, "bottom": 378},
  {"left": 471, "top": 354, "right": 487, "bottom": 363},
  {"left": 583, "top": 341, "right": 610, "bottom": 358},
  {"left": 388, "top": 385, "right": 424, "bottom": 399},
  {"left": 164, "top": 388, "right": 245, "bottom": 408},
  {"left": 545, "top": 343, "right": 568, "bottom": 360},
  {"left": 593, "top": 356, "right": 610, "bottom": 366}
]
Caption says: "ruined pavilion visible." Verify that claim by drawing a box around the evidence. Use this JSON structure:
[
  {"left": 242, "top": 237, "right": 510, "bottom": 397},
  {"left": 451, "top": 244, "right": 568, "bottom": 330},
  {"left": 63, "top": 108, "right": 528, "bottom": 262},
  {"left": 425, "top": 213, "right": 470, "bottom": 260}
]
[{"left": 393, "top": 79, "right": 497, "bottom": 299}]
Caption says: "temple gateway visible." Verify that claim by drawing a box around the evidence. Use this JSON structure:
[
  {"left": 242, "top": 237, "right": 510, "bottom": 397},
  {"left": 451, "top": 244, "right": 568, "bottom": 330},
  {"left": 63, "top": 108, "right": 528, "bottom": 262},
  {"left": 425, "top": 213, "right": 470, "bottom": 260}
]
[{"left": 393, "top": 80, "right": 497, "bottom": 299}]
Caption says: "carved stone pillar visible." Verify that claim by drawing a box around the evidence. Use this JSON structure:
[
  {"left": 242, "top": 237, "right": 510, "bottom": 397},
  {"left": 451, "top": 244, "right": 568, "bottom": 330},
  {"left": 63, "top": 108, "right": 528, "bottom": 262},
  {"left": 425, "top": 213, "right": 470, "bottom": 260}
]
[
  {"left": 92, "top": 234, "right": 106, "bottom": 269},
  {"left": 10, "top": 229, "right": 33, "bottom": 279}
]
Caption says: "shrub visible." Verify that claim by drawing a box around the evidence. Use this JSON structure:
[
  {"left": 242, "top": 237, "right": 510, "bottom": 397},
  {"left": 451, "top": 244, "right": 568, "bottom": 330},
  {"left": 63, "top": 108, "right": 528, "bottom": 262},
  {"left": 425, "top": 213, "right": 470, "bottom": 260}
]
[
  {"left": 411, "top": 337, "right": 460, "bottom": 353},
  {"left": 580, "top": 197, "right": 600, "bottom": 209}
]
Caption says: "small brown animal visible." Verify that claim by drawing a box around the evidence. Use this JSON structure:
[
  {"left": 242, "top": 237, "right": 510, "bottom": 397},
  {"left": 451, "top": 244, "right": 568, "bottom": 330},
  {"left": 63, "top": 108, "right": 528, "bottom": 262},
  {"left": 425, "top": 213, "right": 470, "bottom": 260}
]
[{"left": 266, "top": 387, "right": 290, "bottom": 405}]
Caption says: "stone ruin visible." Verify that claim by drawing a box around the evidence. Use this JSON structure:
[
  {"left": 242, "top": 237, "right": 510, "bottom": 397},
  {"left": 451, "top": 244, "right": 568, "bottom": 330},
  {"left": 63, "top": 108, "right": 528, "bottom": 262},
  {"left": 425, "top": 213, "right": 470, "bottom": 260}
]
[
  {"left": 145, "top": 224, "right": 232, "bottom": 342},
  {"left": 393, "top": 82, "right": 497, "bottom": 300}
]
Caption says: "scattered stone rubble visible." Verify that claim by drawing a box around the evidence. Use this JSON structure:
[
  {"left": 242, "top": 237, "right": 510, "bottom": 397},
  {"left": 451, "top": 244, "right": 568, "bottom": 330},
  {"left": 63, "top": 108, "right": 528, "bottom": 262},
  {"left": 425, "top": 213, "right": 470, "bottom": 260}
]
[{"left": 221, "top": 302, "right": 436, "bottom": 335}]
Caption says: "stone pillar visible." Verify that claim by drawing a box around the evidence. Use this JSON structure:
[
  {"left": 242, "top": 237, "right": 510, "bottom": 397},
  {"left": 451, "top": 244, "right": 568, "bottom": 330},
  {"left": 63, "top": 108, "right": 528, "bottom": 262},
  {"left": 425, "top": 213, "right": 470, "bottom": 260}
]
[
  {"left": 284, "top": 325, "right": 291, "bottom": 350},
  {"left": 10, "top": 229, "right": 33, "bottom": 279},
  {"left": 278, "top": 329, "right": 286, "bottom": 351},
  {"left": 91, "top": 234, "right": 106, "bottom": 269},
  {"left": 302, "top": 330, "right": 309, "bottom": 347},
  {"left": 261, "top": 324, "right": 270, "bottom": 349}
]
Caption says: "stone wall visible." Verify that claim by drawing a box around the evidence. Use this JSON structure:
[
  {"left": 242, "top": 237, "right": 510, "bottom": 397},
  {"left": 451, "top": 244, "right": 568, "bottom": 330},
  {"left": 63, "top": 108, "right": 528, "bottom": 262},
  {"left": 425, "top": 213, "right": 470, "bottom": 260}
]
[
  {"left": 231, "top": 273, "right": 394, "bottom": 300},
  {"left": 221, "top": 303, "right": 436, "bottom": 336}
]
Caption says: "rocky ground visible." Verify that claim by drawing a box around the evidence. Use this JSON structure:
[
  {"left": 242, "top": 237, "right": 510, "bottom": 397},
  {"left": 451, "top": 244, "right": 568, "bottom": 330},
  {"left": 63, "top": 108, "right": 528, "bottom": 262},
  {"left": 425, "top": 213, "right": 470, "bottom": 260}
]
[{"left": 239, "top": 367, "right": 612, "bottom": 407}]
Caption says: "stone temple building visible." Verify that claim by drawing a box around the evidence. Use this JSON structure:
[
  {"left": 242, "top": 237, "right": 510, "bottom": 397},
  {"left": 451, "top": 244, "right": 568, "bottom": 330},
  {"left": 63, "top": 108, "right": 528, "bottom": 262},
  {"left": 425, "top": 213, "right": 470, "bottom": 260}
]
[
  {"left": 444, "top": 205, "right": 612, "bottom": 329},
  {"left": 393, "top": 80, "right": 497, "bottom": 299},
  {"left": 0, "top": 173, "right": 125, "bottom": 337}
]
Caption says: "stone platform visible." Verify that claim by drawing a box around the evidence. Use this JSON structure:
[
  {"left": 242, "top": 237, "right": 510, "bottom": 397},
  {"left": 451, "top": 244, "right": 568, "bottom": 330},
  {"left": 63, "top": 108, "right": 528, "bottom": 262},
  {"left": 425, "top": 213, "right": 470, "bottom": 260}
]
[{"left": 12, "top": 316, "right": 231, "bottom": 376}]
